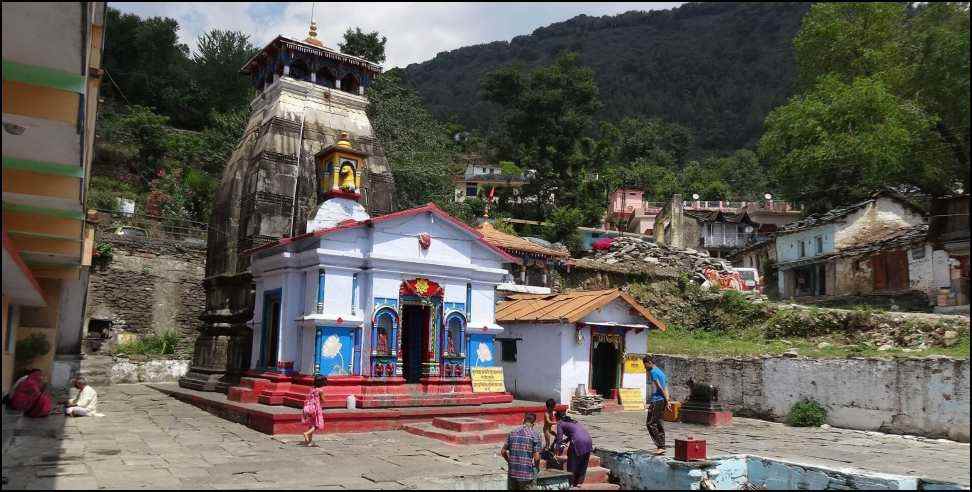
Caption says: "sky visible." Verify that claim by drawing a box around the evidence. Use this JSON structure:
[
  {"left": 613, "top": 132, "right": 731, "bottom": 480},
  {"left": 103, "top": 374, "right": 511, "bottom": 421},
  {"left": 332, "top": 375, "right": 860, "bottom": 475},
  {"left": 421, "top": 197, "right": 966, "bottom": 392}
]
[{"left": 111, "top": 2, "right": 683, "bottom": 68}]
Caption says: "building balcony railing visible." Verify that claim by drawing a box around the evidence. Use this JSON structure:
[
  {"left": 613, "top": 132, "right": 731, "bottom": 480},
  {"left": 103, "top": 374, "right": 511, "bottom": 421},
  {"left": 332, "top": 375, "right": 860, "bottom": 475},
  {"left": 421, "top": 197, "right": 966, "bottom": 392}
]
[
  {"left": 700, "top": 233, "right": 765, "bottom": 249},
  {"left": 94, "top": 209, "right": 209, "bottom": 245}
]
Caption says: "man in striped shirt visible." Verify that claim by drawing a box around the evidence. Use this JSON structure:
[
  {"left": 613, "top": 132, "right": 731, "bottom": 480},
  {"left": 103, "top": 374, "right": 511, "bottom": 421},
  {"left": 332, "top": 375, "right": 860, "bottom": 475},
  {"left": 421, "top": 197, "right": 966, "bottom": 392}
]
[{"left": 501, "top": 413, "right": 542, "bottom": 490}]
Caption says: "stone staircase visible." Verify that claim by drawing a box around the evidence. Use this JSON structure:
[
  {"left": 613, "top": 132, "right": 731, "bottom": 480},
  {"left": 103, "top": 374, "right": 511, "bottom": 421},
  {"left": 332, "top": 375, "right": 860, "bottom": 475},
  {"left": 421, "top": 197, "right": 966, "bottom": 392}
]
[
  {"left": 546, "top": 454, "right": 618, "bottom": 491},
  {"left": 403, "top": 417, "right": 618, "bottom": 490},
  {"left": 402, "top": 417, "right": 512, "bottom": 445}
]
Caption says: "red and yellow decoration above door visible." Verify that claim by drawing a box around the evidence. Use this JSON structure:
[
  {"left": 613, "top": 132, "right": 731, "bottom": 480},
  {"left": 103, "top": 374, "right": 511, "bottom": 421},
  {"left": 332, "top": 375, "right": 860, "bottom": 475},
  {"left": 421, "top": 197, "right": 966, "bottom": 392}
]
[{"left": 400, "top": 277, "right": 444, "bottom": 298}]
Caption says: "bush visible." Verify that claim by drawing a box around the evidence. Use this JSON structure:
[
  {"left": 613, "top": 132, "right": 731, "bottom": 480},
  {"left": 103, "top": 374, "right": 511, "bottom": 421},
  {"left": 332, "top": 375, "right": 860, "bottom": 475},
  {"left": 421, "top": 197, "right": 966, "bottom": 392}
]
[
  {"left": 15, "top": 333, "right": 51, "bottom": 362},
  {"left": 786, "top": 399, "right": 827, "bottom": 427},
  {"left": 114, "top": 330, "right": 179, "bottom": 357}
]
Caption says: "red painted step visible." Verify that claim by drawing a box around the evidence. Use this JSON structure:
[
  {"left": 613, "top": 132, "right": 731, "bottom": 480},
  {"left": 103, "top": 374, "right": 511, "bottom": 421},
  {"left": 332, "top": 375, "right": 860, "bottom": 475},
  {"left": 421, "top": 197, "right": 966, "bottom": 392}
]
[
  {"left": 402, "top": 422, "right": 511, "bottom": 445},
  {"left": 432, "top": 417, "right": 499, "bottom": 432}
]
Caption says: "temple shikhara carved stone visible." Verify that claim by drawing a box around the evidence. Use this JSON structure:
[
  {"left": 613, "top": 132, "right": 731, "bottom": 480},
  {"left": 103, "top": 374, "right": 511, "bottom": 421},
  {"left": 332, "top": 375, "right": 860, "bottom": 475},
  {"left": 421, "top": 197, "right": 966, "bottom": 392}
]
[
  {"left": 180, "top": 25, "right": 524, "bottom": 419},
  {"left": 180, "top": 24, "right": 396, "bottom": 392}
]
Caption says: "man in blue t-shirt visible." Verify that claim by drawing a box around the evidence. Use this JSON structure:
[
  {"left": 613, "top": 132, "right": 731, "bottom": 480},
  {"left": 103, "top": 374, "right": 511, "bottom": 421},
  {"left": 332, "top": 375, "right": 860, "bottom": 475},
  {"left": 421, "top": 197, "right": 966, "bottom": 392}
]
[{"left": 643, "top": 356, "right": 671, "bottom": 455}]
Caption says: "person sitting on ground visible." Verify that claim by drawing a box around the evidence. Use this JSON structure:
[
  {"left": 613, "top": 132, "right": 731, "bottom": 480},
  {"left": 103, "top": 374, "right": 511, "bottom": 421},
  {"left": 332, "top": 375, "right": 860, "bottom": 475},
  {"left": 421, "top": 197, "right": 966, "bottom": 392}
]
[
  {"left": 300, "top": 381, "right": 326, "bottom": 447},
  {"left": 3, "top": 369, "right": 38, "bottom": 407},
  {"left": 554, "top": 411, "right": 594, "bottom": 487},
  {"left": 63, "top": 376, "right": 98, "bottom": 417},
  {"left": 501, "top": 413, "right": 543, "bottom": 490},
  {"left": 8, "top": 369, "right": 47, "bottom": 416},
  {"left": 543, "top": 398, "right": 558, "bottom": 450}
]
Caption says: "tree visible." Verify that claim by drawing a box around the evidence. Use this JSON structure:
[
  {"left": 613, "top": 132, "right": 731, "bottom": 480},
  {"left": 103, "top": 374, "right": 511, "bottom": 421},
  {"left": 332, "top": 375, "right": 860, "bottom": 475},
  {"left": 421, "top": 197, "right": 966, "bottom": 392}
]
[
  {"left": 759, "top": 75, "right": 945, "bottom": 213},
  {"left": 193, "top": 30, "right": 257, "bottom": 116},
  {"left": 481, "top": 52, "right": 601, "bottom": 219},
  {"left": 102, "top": 8, "right": 198, "bottom": 127},
  {"left": 366, "top": 69, "right": 457, "bottom": 212},
  {"left": 786, "top": 2, "right": 970, "bottom": 200},
  {"left": 339, "top": 27, "right": 387, "bottom": 64},
  {"left": 794, "top": 3, "right": 909, "bottom": 90}
]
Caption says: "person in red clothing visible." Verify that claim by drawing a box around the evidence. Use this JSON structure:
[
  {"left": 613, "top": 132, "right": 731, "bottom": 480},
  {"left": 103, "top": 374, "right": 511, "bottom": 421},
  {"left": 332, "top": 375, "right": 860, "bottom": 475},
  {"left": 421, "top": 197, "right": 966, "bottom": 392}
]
[{"left": 300, "top": 383, "right": 326, "bottom": 447}]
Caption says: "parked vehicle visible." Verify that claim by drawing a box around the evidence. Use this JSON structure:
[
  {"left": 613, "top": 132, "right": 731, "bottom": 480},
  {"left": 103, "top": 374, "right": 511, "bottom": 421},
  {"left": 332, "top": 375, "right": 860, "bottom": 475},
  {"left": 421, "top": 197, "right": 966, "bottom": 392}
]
[{"left": 734, "top": 267, "right": 761, "bottom": 293}]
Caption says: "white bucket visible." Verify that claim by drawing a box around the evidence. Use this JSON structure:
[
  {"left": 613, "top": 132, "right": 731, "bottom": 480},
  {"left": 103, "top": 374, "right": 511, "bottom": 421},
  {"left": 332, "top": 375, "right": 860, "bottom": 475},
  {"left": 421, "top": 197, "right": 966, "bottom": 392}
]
[{"left": 346, "top": 394, "right": 356, "bottom": 410}]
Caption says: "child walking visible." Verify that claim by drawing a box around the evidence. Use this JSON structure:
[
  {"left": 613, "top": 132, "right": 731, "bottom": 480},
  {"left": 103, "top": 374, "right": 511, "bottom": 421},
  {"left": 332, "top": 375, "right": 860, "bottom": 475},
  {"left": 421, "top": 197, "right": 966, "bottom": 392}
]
[{"left": 300, "top": 385, "right": 326, "bottom": 446}]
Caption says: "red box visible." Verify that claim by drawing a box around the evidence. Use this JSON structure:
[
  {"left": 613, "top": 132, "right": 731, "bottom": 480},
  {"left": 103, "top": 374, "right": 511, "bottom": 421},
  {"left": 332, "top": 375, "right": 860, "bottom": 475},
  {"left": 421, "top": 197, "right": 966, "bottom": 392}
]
[{"left": 674, "top": 437, "right": 706, "bottom": 461}]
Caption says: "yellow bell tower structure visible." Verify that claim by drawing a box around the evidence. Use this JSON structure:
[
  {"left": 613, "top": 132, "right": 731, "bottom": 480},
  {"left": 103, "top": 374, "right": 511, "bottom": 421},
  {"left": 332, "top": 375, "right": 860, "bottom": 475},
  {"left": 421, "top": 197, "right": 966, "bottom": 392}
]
[{"left": 317, "top": 131, "right": 368, "bottom": 201}]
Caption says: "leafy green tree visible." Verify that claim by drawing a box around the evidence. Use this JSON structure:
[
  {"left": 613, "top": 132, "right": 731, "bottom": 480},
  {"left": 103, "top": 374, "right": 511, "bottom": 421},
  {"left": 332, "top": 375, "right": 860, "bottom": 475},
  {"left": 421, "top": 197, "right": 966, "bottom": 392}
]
[
  {"left": 102, "top": 8, "right": 198, "bottom": 127},
  {"left": 339, "top": 27, "right": 388, "bottom": 64},
  {"left": 543, "top": 207, "right": 585, "bottom": 255},
  {"left": 481, "top": 52, "right": 601, "bottom": 219},
  {"left": 102, "top": 105, "right": 170, "bottom": 185},
  {"left": 794, "top": 3, "right": 909, "bottom": 90},
  {"left": 193, "top": 30, "right": 257, "bottom": 116},
  {"left": 200, "top": 109, "right": 248, "bottom": 175},
  {"left": 787, "top": 2, "right": 970, "bottom": 201},
  {"left": 759, "top": 75, "right": 944, "bottom": 212},
  {"left": 366, "top": 69, "right": 457, "bottom": 211},
  {"left": 904, "top": 3, "right": 970, "bottom": 188}
]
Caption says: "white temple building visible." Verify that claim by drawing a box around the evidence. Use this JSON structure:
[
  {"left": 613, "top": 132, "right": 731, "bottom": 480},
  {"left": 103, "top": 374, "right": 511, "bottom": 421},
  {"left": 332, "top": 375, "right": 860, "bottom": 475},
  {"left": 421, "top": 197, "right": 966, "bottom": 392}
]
[{"left": 228, "top": 134, "right": 520, "bottom": 408}]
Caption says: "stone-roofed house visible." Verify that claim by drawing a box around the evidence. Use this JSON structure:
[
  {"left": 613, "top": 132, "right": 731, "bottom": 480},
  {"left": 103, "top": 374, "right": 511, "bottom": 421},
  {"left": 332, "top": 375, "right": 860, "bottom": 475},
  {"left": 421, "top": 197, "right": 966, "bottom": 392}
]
[{"left": 774, "top": 191, "right": 951, "bottom": 304}]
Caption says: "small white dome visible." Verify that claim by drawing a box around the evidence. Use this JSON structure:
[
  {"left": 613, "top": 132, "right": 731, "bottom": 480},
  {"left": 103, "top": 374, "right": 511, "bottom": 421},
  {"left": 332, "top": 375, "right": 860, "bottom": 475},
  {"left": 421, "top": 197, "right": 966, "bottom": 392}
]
[{"left": 307, "top": 197, "right": 370, "bottom": 232}]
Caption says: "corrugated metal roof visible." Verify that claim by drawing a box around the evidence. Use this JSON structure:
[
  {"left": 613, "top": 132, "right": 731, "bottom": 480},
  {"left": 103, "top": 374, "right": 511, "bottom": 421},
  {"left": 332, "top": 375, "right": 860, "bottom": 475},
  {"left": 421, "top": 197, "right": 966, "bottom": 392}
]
[{"left": 496, "top": 288, "right": 666, "bottom": 330}]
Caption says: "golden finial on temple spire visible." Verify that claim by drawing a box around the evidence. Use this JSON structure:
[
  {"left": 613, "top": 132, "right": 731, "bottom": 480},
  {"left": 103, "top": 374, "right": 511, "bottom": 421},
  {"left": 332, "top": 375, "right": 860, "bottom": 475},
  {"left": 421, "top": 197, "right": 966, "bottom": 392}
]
[{"left": 304, "top": 2, "right": 325, "bottom": 47}]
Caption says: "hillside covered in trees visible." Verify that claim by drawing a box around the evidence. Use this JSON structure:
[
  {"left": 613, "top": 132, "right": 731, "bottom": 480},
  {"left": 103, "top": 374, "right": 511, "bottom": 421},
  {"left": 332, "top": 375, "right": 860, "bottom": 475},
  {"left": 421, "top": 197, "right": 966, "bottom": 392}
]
[{"left": 402, "top": 2, "right": 811, "bottom": 155}]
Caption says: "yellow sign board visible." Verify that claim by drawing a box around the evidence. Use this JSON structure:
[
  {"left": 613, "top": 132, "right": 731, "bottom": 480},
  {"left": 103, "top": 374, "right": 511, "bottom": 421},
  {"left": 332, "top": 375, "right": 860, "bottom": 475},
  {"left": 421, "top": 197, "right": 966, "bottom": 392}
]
[
  {"left": 618, "top": 387, "right": 645, "bottom": 411},
  {"left": 471, "top": 367, "right": 506, "bottom": 393},
  {"left": 624, "top": 356, "right": 646, "bottom": 374}
]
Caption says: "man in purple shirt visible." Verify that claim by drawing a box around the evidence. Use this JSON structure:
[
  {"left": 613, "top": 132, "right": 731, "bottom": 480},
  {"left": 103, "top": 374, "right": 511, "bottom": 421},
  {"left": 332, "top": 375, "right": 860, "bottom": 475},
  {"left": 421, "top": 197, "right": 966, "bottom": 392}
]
[
  {"left": 554, "top": 411, "right": 594, "bottom": 486},
  {"left": 502, "top": 413, "right": 542, "bottom": 490}
]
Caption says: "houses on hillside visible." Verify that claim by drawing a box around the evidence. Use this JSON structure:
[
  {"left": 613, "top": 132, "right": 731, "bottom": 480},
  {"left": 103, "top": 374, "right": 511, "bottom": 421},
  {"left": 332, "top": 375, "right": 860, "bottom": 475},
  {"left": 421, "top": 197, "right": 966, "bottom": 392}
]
[
  {"left": 452, "top": 154, "right": 528, "bottom": 203},
  {"left": 653, "top": 194, "right": 802, "bottom": 258},
  {"left": 736, "top": 190, "right": 963, "bottom": 309}
]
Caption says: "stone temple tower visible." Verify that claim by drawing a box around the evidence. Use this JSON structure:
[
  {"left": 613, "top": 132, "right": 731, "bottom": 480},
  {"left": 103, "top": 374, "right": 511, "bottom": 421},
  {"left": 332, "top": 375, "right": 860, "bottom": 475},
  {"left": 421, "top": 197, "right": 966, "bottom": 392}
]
[{"left": 180, "top": 23, "right": 395, "bottom": 392}]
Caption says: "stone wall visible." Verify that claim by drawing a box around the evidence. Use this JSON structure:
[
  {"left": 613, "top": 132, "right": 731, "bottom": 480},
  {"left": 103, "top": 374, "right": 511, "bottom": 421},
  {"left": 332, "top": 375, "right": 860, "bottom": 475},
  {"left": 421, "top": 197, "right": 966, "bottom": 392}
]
[
  {"left": 79, "top": 354, "right": 189, "bottom": 385},
  {"left": 653, "top": 354, "right": 970, "bottom": 442},
  {"left": 85, "top": 234, "right": 206, "bottom": 356}
]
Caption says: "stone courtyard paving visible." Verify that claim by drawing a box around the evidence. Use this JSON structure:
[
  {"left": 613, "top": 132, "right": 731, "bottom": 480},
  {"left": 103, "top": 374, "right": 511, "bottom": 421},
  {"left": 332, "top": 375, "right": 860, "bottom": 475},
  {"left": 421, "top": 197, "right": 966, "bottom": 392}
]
[{"left": 1, "top": 383, "right": 968, "bottom": 489}]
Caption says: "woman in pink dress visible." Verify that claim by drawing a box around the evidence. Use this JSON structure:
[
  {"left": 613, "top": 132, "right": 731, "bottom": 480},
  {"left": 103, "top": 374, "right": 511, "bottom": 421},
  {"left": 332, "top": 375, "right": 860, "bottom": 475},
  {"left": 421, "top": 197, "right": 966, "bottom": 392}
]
[{"left": 300, "top": 386, "right": 326, "bottom": 446}]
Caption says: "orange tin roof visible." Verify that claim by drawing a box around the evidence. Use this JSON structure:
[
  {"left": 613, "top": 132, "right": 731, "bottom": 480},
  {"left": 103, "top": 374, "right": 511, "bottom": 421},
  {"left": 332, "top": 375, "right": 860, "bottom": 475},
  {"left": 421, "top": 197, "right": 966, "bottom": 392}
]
[{"left": 496, "top": 288, "right": 666, "bottom": 329}]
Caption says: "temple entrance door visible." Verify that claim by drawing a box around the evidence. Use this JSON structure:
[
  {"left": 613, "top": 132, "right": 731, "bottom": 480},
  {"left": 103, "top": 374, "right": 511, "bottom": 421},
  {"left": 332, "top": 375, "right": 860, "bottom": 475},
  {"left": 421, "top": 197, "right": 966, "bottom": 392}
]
[
  {"left": 400, "top": 304, "right": 429, "bottom": 384},
  {"left": 591, "top": 339, "right": 620, "bottom": 399},
  {"left": 260, "top": 291, "right": 281, "bottom": 369}
]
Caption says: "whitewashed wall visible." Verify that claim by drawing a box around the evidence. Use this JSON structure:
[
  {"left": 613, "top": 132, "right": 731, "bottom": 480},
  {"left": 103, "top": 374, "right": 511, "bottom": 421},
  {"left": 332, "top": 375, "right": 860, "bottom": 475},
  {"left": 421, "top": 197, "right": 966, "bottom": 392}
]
[
  {"left": 499, "top": 323, "right": 566, "bottom": 402},
  {"left": 654, "top": 354, "right": 970, "bottom": 442},
  {"left": 561, "top": 325, "right": 591, "bottom": 404},
  {"left": 835, "top": 198, "right": 925, "bottom": 248},
  {"left": 908, "top": 244, "right": 951, "bottom": 301}
]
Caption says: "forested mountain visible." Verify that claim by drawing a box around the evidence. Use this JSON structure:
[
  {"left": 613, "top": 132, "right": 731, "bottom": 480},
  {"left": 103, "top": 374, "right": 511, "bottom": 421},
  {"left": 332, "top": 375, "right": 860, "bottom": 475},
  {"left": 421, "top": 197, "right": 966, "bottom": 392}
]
[{"left": 402, "top": 2, "right": 810, "bottom": 155}]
